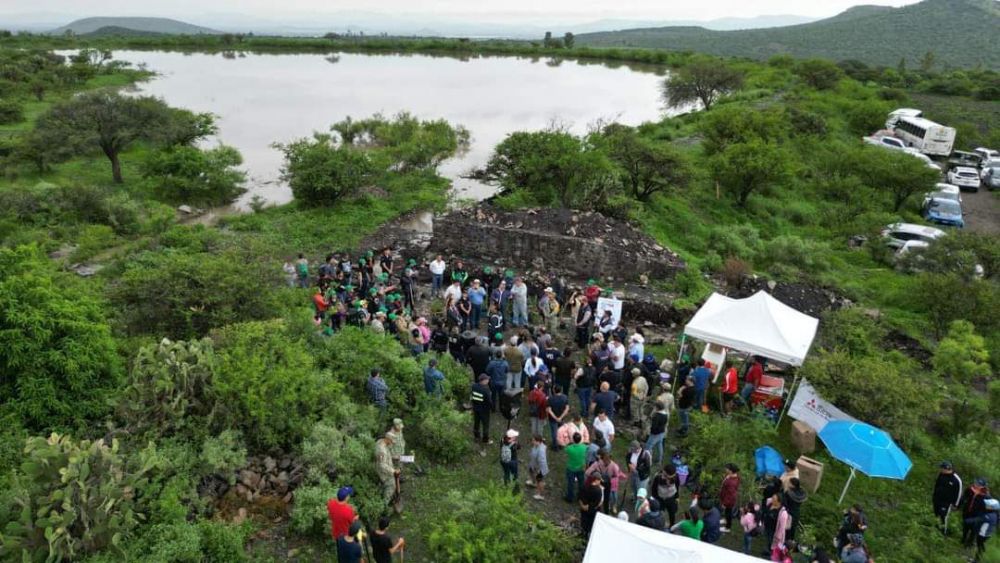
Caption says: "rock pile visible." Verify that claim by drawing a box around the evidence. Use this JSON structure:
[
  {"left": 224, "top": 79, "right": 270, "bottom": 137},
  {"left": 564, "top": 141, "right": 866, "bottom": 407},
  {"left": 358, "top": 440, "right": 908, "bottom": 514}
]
[{"left": 198, "top": 455, "right": 305, "bottom": 504}]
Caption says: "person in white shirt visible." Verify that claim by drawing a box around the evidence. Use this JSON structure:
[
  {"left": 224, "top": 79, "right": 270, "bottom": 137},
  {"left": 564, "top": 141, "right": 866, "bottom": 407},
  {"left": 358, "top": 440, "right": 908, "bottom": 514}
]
[
  {"left": 628, "top": 334, "right": 645, "bottom": 365},
  {"left": 593, "top": 410, "right": 615, "bottom": 453},
  {"left": 429, "top": 255, "right": 447, "bottom": 295},
  {"left": 609, "top": 338, "right": 626, "bottom": 371},
  {"left": 510, "top": 277, "right": 529, "bottom": 327},
  {"left": 443, "top": 280, "right": 462, "bottom": 305}
]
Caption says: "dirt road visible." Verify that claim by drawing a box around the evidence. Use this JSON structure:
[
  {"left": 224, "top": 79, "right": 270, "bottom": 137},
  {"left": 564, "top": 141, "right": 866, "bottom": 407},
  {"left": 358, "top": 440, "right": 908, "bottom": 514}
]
[{"left": 962, "top": 189, "right": 1000, "bottom": 235}]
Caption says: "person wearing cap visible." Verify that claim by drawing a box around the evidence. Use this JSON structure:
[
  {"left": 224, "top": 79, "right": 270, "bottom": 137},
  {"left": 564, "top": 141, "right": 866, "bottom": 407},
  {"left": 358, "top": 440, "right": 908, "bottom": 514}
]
[
  {"left": 429, "top": 254, "right": 447, "bottom": 295},
  {"left": 471, "top": 374, "right": 494, "bottom": 444},
  {"left": 371, "top": 516, "right": 405, "bottom": 563},
  {"left": 961, "top": 478, "right": 990, "bottom": 547},
  {"left": 973, "top": 498, "right": 999, "bottom": 563},
  {"left": 499, "top": 428, "right": 521, "bottom": 486},
  {"left": 537, "top": 287, "right": 557, "bottom": 334},
  {"left": 386, "top": 418, "right": 406, "bottom": 468},
  {"left": 336, "top": 520, "right": 364, "bottom": 563},
  {"left": 932, "top": 460, "right": 963, "bottom": 534},
  {"left": 375, "top": 432, "right": 399, "bottom": 507},
  {"left": 450, "top": 259, "right": 469, "bottom": 286},
  {"left": 468, "top": 279, "right": 487, "bottom": 329},
  {"left": 326, "top": 486, "right": 358, "bottom": 540},
  {"left": 584, "top": 279, "right": 602, "bottom": 314},
  {"left": 630, "top": 368, "right": 650, "bottom": 429}
]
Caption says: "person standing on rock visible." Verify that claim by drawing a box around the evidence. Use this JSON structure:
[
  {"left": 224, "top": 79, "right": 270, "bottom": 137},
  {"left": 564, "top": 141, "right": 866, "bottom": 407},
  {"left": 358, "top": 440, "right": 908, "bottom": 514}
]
[
  {"left": 511, "top": 277, "right": 529, "bottom": 328},
  {"left": 375, "top": 432, "right": 400, "bottom": 508},
  {"left": 429, "top": 255, "right": 447, "bottom": 296}
]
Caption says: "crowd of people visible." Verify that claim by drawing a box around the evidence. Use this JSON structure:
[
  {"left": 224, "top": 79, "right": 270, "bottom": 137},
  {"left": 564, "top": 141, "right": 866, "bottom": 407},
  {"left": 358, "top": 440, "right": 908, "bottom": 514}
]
[{"left": 294, "top": 249, "right": 997, "bottom": 562}]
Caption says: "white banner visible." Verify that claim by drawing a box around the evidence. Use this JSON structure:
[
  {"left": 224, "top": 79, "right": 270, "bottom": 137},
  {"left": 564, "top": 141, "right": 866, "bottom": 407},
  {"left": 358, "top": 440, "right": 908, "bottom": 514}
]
[
  {"left": 596, "top": 297, "right": 623, "bottom": 328},
  {"left": 788, "top": 379, "right": 856, "bottom": 432}
]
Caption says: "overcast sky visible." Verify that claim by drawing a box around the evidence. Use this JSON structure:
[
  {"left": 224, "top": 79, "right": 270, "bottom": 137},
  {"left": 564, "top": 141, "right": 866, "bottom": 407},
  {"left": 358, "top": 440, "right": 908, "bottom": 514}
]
[{"left": 2, "top": 0, "right": 921, "bottom": 22}]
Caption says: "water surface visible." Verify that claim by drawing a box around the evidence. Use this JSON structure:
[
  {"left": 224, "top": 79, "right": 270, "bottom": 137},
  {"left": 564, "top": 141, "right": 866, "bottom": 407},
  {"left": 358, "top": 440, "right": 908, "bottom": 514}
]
[{"left": 110, "top": 50, "right": 669, "bottom": 208}]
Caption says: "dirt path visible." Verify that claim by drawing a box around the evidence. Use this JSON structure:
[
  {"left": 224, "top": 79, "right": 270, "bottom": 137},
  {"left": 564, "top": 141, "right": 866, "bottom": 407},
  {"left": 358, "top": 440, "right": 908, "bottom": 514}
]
[{"left": 962, "top": 189, "right": 1000, "bottom": 235}]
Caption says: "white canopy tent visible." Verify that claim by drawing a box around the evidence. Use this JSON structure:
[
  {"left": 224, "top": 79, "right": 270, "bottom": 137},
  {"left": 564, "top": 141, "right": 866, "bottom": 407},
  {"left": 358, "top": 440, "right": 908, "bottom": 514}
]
[
  {"left": 683, "top": 290, "right": 819, "bottom": 366},
  {"left": 583, "top": 513, "right": 762, "bottom": 563}
]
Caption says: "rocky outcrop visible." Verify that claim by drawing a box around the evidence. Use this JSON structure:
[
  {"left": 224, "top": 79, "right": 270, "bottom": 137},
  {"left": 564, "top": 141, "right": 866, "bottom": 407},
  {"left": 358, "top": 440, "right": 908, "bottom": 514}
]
[{"left": 430, "top": 205, "right": 685, "bottom": 282}]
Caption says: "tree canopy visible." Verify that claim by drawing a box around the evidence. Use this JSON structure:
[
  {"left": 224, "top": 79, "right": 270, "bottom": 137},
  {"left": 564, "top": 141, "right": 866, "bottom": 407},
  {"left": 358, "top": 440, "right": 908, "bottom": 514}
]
[{"left": 662, "top": 58, "right": 744, "bottom": 111}]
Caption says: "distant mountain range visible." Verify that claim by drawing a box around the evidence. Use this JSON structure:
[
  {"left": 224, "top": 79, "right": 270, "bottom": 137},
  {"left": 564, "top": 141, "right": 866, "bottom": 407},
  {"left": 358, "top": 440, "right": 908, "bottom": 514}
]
[
  {"left": 576, "top": 0, "right": 1000, "bottom": 70},
  {"left": 49, "top": 17, "right": 220, "bottom": 36},
  {"left": 1, "top": 12, "right": 817, "bottom": 37}
]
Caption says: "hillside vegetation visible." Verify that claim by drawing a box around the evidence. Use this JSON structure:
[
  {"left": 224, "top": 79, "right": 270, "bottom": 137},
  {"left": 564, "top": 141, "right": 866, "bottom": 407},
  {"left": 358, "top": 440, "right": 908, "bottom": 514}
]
[
  {"left": 577, "top": 0, "right": 1000, "bottom": 70},
  {"left": 50, "top": 17, "right": 220, "bottom": 36}
]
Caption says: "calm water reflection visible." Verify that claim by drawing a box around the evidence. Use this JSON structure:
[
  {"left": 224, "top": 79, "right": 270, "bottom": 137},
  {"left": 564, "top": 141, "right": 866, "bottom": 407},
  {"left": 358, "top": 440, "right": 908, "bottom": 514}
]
[{"left": 111, "top": 50, "right": 669, "bottom": 208}]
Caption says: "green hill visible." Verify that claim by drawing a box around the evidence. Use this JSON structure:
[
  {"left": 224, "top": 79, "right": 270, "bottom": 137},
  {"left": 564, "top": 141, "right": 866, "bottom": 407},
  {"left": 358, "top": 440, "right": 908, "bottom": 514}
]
[
  {"left": 80, "top": 26, "right": 169, "bottom": 38},
  {"left": 50, "top": 17, "right": 220, "bottom": 36},
  {"left": 576, "top": 0, "right": 1000, "bottom": 70}
]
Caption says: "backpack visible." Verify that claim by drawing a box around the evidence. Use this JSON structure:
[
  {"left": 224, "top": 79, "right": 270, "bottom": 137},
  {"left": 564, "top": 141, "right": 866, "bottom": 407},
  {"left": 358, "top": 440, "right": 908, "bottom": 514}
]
[{"left": 501, "top": 443, "right": 512, "bottom": 464}]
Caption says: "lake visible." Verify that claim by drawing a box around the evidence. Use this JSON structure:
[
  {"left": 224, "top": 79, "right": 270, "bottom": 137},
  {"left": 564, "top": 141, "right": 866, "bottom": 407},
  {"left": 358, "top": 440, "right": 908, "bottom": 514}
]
[{"left": 110, "top": 50, "right": 670, "bottom": 208}]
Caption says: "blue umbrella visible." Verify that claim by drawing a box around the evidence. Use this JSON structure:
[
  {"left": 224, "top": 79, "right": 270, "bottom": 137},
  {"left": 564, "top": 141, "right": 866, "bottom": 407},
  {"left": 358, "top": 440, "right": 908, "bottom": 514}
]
[{"left": 818, "top": 420, "right": 912, "bottom": 504}]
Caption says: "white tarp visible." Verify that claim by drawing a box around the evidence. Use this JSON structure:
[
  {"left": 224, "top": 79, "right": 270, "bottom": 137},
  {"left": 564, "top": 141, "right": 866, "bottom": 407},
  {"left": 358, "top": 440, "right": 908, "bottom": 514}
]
[
  {"left": 788, "top": 379, "right": 857, "bottom": 432},
  {"left": 684, "top": 291, "right": 819, "bottom": 366},
  {"left": 583, "top": 513, "right": 762, "bottom": 563}
]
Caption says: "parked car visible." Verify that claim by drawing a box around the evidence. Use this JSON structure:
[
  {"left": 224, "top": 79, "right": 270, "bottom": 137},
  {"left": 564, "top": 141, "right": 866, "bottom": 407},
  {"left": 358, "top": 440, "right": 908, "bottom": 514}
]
[
  {"left": 946, "top": 166, "right": 982, "bottom": 191},
  {"left": 948, "top": 150, "right": 982, "bottom": 169},
  {"left": 973, "top": 147, "right": 999, "bottom": 166},
  {"left": 982, "top": 166, "right": 1000, "bottom": 190},
  {"left": 921, "top": 197, "right": 964, "bottom": 228},
  {"left": 863, "top": 135, "right": 906, "bottom": 150},
  {"left": 923, "top": 183, "right": 962, "bottom": 205},
  {"left": 903, "top": 148, "right": 942, "bottom": 172},
  {"left": 882, "top": 222, "right": 947, "bottom": 249}
]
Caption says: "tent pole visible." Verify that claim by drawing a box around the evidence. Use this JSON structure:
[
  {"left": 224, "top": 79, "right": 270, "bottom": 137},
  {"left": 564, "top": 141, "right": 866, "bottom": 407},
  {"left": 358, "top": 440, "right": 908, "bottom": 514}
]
[
  {"left": 838, "top": 467, "right": 856, "bottom": 505},
  {"left": 664, "top": 333, "right": 686, "bottom": 438},
  {"left": 775, "top": 370, "right": 800, "bottom": 428}
]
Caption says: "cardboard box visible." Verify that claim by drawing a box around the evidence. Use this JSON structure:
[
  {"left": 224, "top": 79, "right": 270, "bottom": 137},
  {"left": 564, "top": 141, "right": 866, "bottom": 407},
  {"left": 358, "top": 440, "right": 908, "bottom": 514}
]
[
  {"left": 797, "top": 456, "right": 823, "bottom": 493},
  {"left": 791, "top": 420, "right": 817, "bottom": 454}
]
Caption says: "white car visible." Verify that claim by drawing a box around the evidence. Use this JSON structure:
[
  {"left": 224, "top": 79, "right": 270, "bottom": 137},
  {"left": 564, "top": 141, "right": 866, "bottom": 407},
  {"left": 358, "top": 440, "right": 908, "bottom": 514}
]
[
  {"left": 973, "top": 148, "right": 999, "bottom": 166},
  {"left": 947, "top": 166, "right": 982, "bottom": 191},
  {"left": 882, "top": 223, "right": 946, "bottom": 250},
  {"left": 902, "top": 148, "right": 942, "bottom": 172},
  {"left": 924, "top": 183, "right": 962, "bottom": 205},
  {"left": 863, "top": 135, "right": 906, "bottom": 150}
]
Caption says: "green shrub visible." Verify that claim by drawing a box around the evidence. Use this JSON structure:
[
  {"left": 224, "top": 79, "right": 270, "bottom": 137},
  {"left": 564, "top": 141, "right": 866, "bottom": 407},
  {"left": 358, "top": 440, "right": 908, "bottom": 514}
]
[
  {"left": 197, "top": 520, "right": 252, "bottom": 562},
  {"left": 1, "top": 434, "right": 161, "bottom": 562},
  {"left": 116, "top": 519, "right": 251, "bottom": 563},
  {"left": 427, "top": 485, "right": 576, "bottom": 563},
  {"left": 199, "top": 430, "right": 247, "bottom": 485},
  {"left": 288, "top": 478, "right": 340, "bottom": 538},
  {"left": 70, "top": 224, "right": 117, "bottom": 262},
  {"left": 687, "top": 412, "right": 777, "bottom": 484},
  {"left": 0, "top": 245, "right": 122, "bottom": 431},
  {"left": 277, "top": 134, "right": 380, "bottom": 206},
  {"left": 119, "top": 337, "right": 220, "bottom": 438},
  {"left": 410, "top": 404, "right": 473, "bottom": 463},
  {"left": 213, "top": 320, "right": 340, "bottom": 451},
  {"left": 301, "top": 417, "right": 378, "bottom": 485},
  {"left": 142, "top": 145, "right": 247, "bottom": 206},
  {"left": 817, "top": 307, "right": 886, "bottom": 357},
  {"left": 0, "top": 98, "right": 24, "bottom": 124},
  {"left": 706, "top": 223, "right": 762, "bottom": 262},
  {"left": 759, "top": 234, "right": 831, "bottom": 275},
  {"left": 112, "top": 249, "right": 282, "bottom": 338},
  {"left": 932, "top": 320, "right": 991, "bottom": 383}
]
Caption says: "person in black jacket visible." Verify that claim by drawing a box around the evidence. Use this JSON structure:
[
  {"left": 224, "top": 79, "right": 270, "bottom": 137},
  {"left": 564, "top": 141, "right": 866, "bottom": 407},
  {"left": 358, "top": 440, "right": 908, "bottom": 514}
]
[
  {"left": 932, "top": 461, "right": 963, "bottom": 534},
  {"left": 467, "top": 337, "right": 491, "bottom": 381},
  {"left": 783, "top": 477, "right": 808, "bottom": 541},
  {"left": 471, "top": 374, "right": 494, "bottom": 444},
  {"left": 960, "top": 478, "right": 989, "bottom": 547}
]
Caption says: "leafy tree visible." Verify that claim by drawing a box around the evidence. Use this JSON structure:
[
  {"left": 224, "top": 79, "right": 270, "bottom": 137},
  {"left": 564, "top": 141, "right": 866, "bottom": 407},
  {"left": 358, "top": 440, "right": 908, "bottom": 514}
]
[
  {"left": 699, "top": 106, "right": 788, "bottom": 155},
  {"left": 563, "top": 32, "right": 575, "bottom": 48},
  {"left": 913, "top": 273, "right": 999, "bottom": 337},
  {"left": 142, "top": 145, "right": 246, "bottom": 206},
  {"left": 599, "top": 125, "right": 692, "bottom": 201},
  {"left": 543, "top": 31, "right": 553, "bottom": 47},
  {"left": 34, "top": 91, "right": 178, "bottom": 183},
  {"left": 332, "top": 112, "right": 468, "bottom": 171},
  {"left": 484, "top": 129, "right": 615, "bottom": 208},
  {"left": 855, "top": 148, "right": 939, "bottom": 211},
  {"left": 662, "top": 57, "right": 744, "bottom": 111},
  {"left": 111, "top": 249, "right": 282, "bottom": 338},
  {"left": 277, "top": 134, "right": 379, "bottom": 206},
  {"left": 0, "top": 245, "right": 121, "bottom": 431},
  {"left": 710, "top": 139, "right": 790, "bottom": 207},
  {"left": 793, "top": 58, "right": 844, "bottom": 90},
  {"left": 0, "top": 99, "right": 24, "bottom": 124},
  {"left": 919, "top": 50, "right": 936, "bottom": 72},
  {"left": 933, "top": 321, "right": 991, "bottom": 383},
  {"left": 900, "top": 231, "right": 1000, "bottom": 281}
]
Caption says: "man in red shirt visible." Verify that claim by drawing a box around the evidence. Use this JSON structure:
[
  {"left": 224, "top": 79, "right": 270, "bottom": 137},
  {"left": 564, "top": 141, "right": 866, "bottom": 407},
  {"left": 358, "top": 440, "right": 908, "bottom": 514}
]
[
  {"left": 327, "top": 486, "right": 358, "bottom": 539},
  {"left": 720, "top": 362, "right": 739, "bottom": 415},
  {"left": 740, "top": 357, "right": 764, "bottom": 407},
  {"left": 584, "top": 279, "right": 602, "bottom": 315}
]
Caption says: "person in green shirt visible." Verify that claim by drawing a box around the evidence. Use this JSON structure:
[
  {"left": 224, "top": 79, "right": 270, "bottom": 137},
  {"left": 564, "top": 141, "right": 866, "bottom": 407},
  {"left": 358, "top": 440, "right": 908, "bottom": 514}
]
[
  {"left": 671, "top": 507, "right": 704, "bottom": 539},
  {"left": 564, "top": 432, "right": 588, "bottom": 503}
]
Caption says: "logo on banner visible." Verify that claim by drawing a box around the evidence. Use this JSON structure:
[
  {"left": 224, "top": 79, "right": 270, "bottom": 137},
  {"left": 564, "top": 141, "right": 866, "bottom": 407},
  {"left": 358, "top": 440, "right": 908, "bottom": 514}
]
[{"left": 788, "top": 379, "right": 856, "bottom": 432}]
